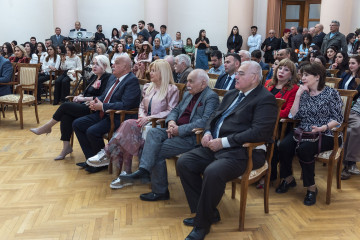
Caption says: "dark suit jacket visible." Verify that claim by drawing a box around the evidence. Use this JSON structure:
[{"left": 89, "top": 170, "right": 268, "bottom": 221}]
[
  {"left": 321, "top": 31, "right": 347, "bottom": 54},
  {"left": 0, "top": 56, "right": 13, "bottom": 96},
  {"left": 204, "top": 84, "right": 277, "bottom": 159},
  {"left": 50, "top": 34, "right": 65, "bottom": 47},
  {"left": 227, "top": 35, "right": 243, "bottom": 53},
  {"left": 214, "top": 73, "right": 235, "bottom": 90},
  {"left": 259, "top": 61, "right": 270, "bottom": 70},
  {"left": 70, "top": 28, "right": 87, "bottom": 32},
  {"left": 98, "top": 72, "right": 141, "bottom": 116},
  {"left": 177, "top": 67, "right": 193, "bottom": 84},
  {"left": 83, "top": 72, "right": 111, "bottom": 98},
  {"left": 291, "top": 34, "right": 303, "bottom": 50},
  {"left": 313, "top": 32, "right": 326, "bottom": 48},
  {"left": 261, "top": 37, "right": 280, "bottom": 62}
]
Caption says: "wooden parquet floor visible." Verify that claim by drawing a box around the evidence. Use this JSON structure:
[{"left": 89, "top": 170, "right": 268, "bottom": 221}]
[{"left": 1, "top": 104, "right": 360, "bottom": 240}]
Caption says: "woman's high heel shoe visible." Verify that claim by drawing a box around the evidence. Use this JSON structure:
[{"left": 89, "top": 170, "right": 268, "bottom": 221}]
[
  {"left": 54, "top": 147, "right": 73, "bottom": 160},
  {"left": 30, "top": 127, "right": 51, "bottom": 135}
]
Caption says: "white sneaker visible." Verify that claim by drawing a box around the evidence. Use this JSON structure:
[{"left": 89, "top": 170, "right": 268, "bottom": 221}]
[
  {"left": 86, "top": 150, "right": 110, "bottom": 167},
  {"left": 348, "top": 164, "right": 360, "bottom": 175},
  {"left": 110, "top": 172, "right": 133, "bottom": 189},
  {"left": 87, "top": 149, "right": 106, "bottom": 161}
]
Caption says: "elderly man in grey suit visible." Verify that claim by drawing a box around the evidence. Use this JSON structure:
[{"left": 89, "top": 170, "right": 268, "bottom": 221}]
[
  {"left": 320, "top": 20, "right": 347, "bottom": 54},
  {"left": 178, "top": 61, "right": 278, "bottom": 240},
  {"left": 174, "top": 54, "right": 193, "bottom": 84},
  {"left": 120, "top": 69, "right": 219, "bottom": 201},
  {"left": 50, "top": 27, "right": 65, "bottom": 47}
]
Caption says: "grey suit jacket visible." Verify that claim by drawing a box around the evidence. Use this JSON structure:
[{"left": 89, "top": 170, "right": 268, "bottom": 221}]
[
  {"left": 205, "top": 84, "right": 277, "bottom": 159},
  {"left": 166, "top": 86, "right": 219, "bottom": 138},
  {"left": 177, "top": 67, "right": 193, "bottom": 84},
  {"left": 50, "top": 34, "right": 65, "bottom": 47},
  {"left": 321, "top": 32, "right": 347, "bottom": 54}
]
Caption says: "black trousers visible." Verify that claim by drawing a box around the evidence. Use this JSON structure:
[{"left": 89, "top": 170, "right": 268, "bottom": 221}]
[
  {"left": 177, "top": 146, "right": 265, "bottom": 228},
  {"left": 37, "top": 73, "right": 50, "bottom": 101},
  {"left": 53, "top": 72, "right": 71, "bottom": 104},
  {"left": 279, "top": 131, "right": 340, "bottom": 187},
  {"left": 53, "top": 102, "right": 91, "bottom": 141}
]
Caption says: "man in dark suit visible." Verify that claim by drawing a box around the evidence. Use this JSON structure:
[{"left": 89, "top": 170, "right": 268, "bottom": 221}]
[
  {"left": 320, "top": 20, "right": 347, "bottom": 54},
  {"left": 0, "top": 56, "right": 13, "bottom": 96},
  {"left": 50, "top": 27, "right": 65, "bottom": 47},
  {"left": 261, "top": 30, "right": 279, "bottom": 63},
  {"left": 73, "top": 55, "right": 141, "bottom": 172},
  {"left": 251, "top": 50, "right": 269, "bottom": 70},
  {"left": 70, "top": 21, "right": 87, "bottom": 32},
  {"left": 313, "top": 24, "right": 326, "bottom": 48},
  {"left": 120, "top": 69, "right": 220, "bottom": 201},
  {"left": 214, "top": 53, "right": 241, "bottom": 90},
  {"left": 291, "top": 26, "right": 304, "bottom": 50},
  {"left": 177, "top": 61, "right": 278, "bottom": 240},
  {"left": 174, "top": 54, "right": 193, "bottom": 84}
]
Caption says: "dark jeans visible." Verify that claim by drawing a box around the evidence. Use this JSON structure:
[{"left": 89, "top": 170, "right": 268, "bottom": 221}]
[
  {"left": 53, "top": 71, "right": 70, "bottom": 104},
  {"left": 279, "top": 130, "right": 340, "bottom": 187},
  {"left": 37, "top": 73, "right": 50, "bottom": 101},
  {"left": 53, "top": 102, "right": 91, "bottom": 141}
]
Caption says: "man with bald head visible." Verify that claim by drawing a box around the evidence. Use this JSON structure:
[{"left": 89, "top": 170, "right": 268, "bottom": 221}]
[
  {"left": 261, "top": 30, "right": 279, "bottom": 63},
  {"left": 73, "top": 55, "right": 141, "bottom": 172},
  {"left": 313, "top": 23, "right": 326, "bottom": 48},
  {"left": 120, "top": 69, "right": 220, "bottom": 201},
  {"left": 70, "top": 21, "right": 86, "bottom": 32},
  {"left": 177, "top": 61, "right": 278, "bottom": 239},
  {"left": 309, "top": 27, "right": 316, "bottom": 37}
]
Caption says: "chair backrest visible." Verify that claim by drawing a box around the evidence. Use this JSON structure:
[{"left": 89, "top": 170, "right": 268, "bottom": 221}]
[
  {"left": 207, "top": 73, "right": 219, "bottom": 89},
  {"left": 355, "top": 78, "right": 360, "bottom": 87},
  {"left": 174, "top": 83, "right": 186, "bottom": 102},
  {"left": 11, "top": 62, "right": 17, "bottom": 82},
  {"left": 273, "top": 99, "right": 286, "bottom": 140},
  {"left": 212, "top": 88, "right": 227, "bottom": 102},
  {"left": 337, "top": 89, "right": 357, "bottom": 124},
  {"left": 325, "top": 77, "right": 342, "bottom": 89},
  {"left": 17, "top": 63, "right": 41, "bottom": 92},
  {"left": 262, "top": 70, "right": 269, "bottom": 85},
  {"left": 329, "top": 69, "right": 339, "bottom": 77},
  {"left": 325, "top": 63, "right": 331, "bottom": 69}
]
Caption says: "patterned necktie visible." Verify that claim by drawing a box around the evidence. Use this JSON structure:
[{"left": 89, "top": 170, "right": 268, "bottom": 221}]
[
  {"left": 223, "top": 75, "right": 232, "bottom": 89},
  {"left": 99, "top": 78, "right": 120, "bottom": 118},
  {"left": 212, "top": 92, "right": 245, "bottom": 138}
]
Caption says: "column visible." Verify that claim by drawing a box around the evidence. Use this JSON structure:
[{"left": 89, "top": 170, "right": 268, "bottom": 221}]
[
  {"left": 53, "top": 0, "right": 78, "bottom": 34},
  {"left": 228, "top": 0, "right": 254, "bottom": 50},
  {"left": 266, "top": 0, "right": 281, "bottom": 38},
  {"left": 144, "top": 0, "right": 168, "bottom": 30},
  {"left": 320, "top": 0, "right": 353, "bottom": 34}
]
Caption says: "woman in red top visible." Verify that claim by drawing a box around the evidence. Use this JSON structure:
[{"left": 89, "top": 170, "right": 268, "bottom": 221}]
[
  {"left": 8, "top": 45, "right": 30, "bottom": 63},
  {"left": 256, "top": 59, "right": 299, "bottom": 188}
]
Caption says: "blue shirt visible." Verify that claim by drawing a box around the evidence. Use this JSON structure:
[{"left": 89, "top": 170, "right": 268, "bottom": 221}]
[
  {"left": 152, "top": 45, "right": 166, "bottom": 59},
  {"left": 154, "top": 33, "right": 172, "bottom": 49},
  {"left": 208, "top": 64, "right": 225, "bottom": 75}
]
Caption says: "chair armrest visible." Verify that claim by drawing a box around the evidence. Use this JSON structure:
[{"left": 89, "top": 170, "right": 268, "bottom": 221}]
[
  {"left": 0, "top": 82, "right": 17, "bottom": 86},
  {"left": 280, "top": 118, "right": 300, "bottom": 123},
  {"left": 332, "top": 124, "right": 345, "bottom": 133},
  {"left": 242, "top": 142, "right": 266, "bottom": 148},
  {"left": 65, "top": 96, "right": 75, "bottom": 102},
  {"left": 279, "top": 118, "right": 300, "bottom": 140},
  {"left": 149, "top": 118, "right": 165, "bottom": 128},
  {"left": 114, "top": 108, "right": 139, "bottom": 123}
]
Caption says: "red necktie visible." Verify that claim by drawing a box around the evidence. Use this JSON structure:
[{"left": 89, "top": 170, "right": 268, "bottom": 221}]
[{"left": 99, "top": 78, "right": 119, "bottom": 118}]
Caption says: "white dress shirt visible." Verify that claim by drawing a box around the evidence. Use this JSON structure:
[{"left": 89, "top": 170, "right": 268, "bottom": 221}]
[{"left": 247, "top": 34, "right": 262, "bottom": 53}]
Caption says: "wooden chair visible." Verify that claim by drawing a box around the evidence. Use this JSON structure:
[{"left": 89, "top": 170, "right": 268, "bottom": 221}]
[
  {"left": 279, "top": 89, "right": 357, "bottom": 204},
  {"left": 325, "top": 63, "right": 331, "bottom": 69},
  {"left": 42, "top": 70, "right": 62, "bottom": 104},
  {"left": 262, "top": 70, "right": 269, "bottom": 85},
  {"left": 230, "top": 98, "right": 285, "bottom": 231},
  {"left": 0, "top": 63, "right": 41, "bottom": 129},
  {"left": 355, "top": 78, "right": 360, "bottom": 87},
  {"left": 174, "top": 83, "right": 186, "bottom": 102},
  {"left": 212, "top": 88, "right": 227, "bottom": 103},
  {"left": 207, "top": 73, "right": 219, "bottom": 89},
  {"left": 325, "top": 77, "right": 342, "bottom": 89},
  {"left": 329, "top": 69, "right": 339, "bottom": 77}
]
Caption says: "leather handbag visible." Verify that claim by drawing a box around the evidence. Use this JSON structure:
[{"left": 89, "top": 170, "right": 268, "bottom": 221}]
[{"left": 293, "top": 128, "right": 323, "bottom": 155}]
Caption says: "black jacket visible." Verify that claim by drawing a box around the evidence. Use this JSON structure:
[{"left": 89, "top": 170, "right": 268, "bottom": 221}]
[{"left": 227, "top": 35, "right": 243, "bottom": 53}]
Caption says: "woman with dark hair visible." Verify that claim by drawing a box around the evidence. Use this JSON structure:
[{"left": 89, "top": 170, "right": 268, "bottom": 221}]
[
  {"left": 9, "top": 45, "right": 29, "bottom": 63},
  {"left": 306, "top": 49, "right": 321, "bottom": 63},
  {"left": 1, "top": 42, "right": 14, "bottom": 58},
  {"left": 226, "top": 26, "right": 242, "bottom": 53},
  {"left": 339, "top": 55, "right": 360, "bottom": 92},
  {"left": 313, "top": 55, "right": 332, "bottom": 77},
  {"left": 37, "top": 45, "right": 60, "bottom": 102},
  {"left": 110, "top": 28, "right": 120, "bottom": 44},
  {"left": 325, "top": 45, "right": 337, "bottom": 64},
  {"left": 298, "top": 34, "right": 314, "bottom": 62},
  {"left": 36, "top": 42, "right": 47, "bottom": 63},
  {"left": 331, "top": 52, "right": 349, "bottom": 77},
  {"left": 53, "top": 44, "right": 82, "bottom": 105},
  {"left": 346, "top": 33, "right": 356, "bottom": 55},
  {"left": 120, "top": 25, "right": 129, "bottom": 39},
  {"left": 57, "top": 45, "right": 66, "bottom": 55},
  {"left": 24, "top": 42, "right": 38, "bottom": 64},
  {"left": 276, "top": 62, "right": 343, "bottom": 206},
  {"left": 111, "top": 43, "right": 127, "bottom": 64},
  {"left": 184, "top": 37, "right": 195, "bottom": 61},
  {"left": 133, "top": 41, "right": 152, "bottom": 78},
  {"left": 195, "top": 29, "right": 210, "bottom": 70},
  {"left": 279, "top": 29, "right": 291, "bottom": 49}
]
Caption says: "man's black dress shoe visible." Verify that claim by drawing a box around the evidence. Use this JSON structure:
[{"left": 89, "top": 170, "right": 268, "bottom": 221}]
[
  {"left": 183, "top": 209, "right": 221, "bottom": 226},
  {"left": 304, "top": 188, "right": 318, "bottom": 206},
  {"left": 85, "top": 166, "right": 107, "bottom": 173},
  {"left": 76, "top": 162, "right": 88, "bottom": 168},
  {"left": 185, "top": 226, "right": 210, "bottom": 240},
  {"left": 275, "top": 178, "right": 297, "bottom": 193},
  {"left": 140, "top": 190, "right": 170, "bottom": 201},
  {"left": 119, "top": 167, "right": 150, "bottom": 183}
]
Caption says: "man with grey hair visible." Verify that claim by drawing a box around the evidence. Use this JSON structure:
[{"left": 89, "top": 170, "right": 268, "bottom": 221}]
[
  {"left": 164, "top": 55, "right": 177, "bottom": 81},
  {"left": 313, "top": 23, "right": 326, "bottom": 48},
  {"left": 174, "top": 54, "right": 193, "bottom": 84},
  {"left": 238, "top": 50, "right": 251, "bottom": 62},
  {"left": 321, "top": 20, "right": 347, "bottom": 54},
  {"left": 177, "top": 61, "right": 277, "bottom": 239},
  {"left": 309, "top": 27, "right": 316, "bottom": 37},
  {"left": 302, "top": 27, "right": 309, "bottom": 35},
  {"left": 120, "top": 69, "right": 220, "bottom": 201}
]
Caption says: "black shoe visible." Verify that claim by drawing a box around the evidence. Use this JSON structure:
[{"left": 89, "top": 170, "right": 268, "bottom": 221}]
[
  {"left": 85, "top": 165, "right": 107, "bottom": 173},
  {"left": 185, "top": 226, "right": 210, "bottom": 240},
  {"left": 76, "top": 162, "right": 88, "bottom": 168},
  {"left": 341, "top": 167, "right": 351, "bottom": 180},
  {"left": 183, "top": 209, "right": 221, "bottom": 226},
  {"left": 275, "top": 178, "right": 297, "bottom": 193},
  {"left": 140, "top": 190, "right": 170, "bottom": 201},
  {"left": 53, "top": 102, "right": 59, "bottom": 106},
  {"left": 119, "top": 167, "right": 150, "bottom": 183},
  {"left": 304, "top": 188, "right": 318, "bottom": 206}
]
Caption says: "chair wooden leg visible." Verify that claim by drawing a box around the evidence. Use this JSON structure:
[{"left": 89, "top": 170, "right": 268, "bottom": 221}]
[
  {"left": 49, "top": 86, "right": 53, "bottom": 104},
  {"left": 108, "top": 161, "right": 113, "bottom": 174},
  {"left": 70, "top": 132, "right": 74, "bottom": 148},
  {"left": 239, "top": 180, "right": 249, "bottom": 231},
  {"left": 1, "top": 104, "right": 5, "bottom": 118},
  {"left": 264, "top": 172, "right": 271, "bottom": 213},
  {"left": 13, "top": 104, "right": 18, "bottom": 121},
  {"left": 34, "top": 102, "right": 39, "bottom": 123},
  {"left": 231, "top": 182, "right": 236, "bottom": 199},
  {"left": 337, "top": 152, "right": 344, "bottom": 189},
  {"left": 19, "top": 104, "right": 23, "bottom": 129},
  {"left": 175, "top": 157, "right": 179, "bottom": 176},
  {"left": 326, "top": 158, "right": 334, "bottom": 205}
]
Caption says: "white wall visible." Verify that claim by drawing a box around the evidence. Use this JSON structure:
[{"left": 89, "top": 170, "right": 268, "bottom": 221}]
[
  {"left": 0, "top": 0, "right": 54, "bottom": 45},
  {"left": 77, "top": 0, "right": 145, "bottom": 40},
  {"left": 253, "top": 0, "right": 268, "bottom": 44},
  {"left": 168, "top": 0, "right": 229, "bottom": 54}
]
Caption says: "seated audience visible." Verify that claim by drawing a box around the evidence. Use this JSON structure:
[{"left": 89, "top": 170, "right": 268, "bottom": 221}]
[
  {"left": 208, "top": 50, "right": 225, "bottom": 75},
  {"left": 171, "top": 32, "right": 183, "bottom": 56},
  {"left": 133, "top": 41, "right": 152, "bottom": 78},
  {"left": 306, "top": 49, "right": 321, "bottom": 63},
  {"left": 111, "top": 43, "right": 127, "bottom": 65},
  {"left": 57, "top": 45, "right": 66, "bottom": 55},
  {"left": 164, "top": 55, "right": 177, "bottom": 81},
  {"left": 214, "top": 53, "right": 241, "bottom": 90},
  {"left": 93, "top": 43, "right": 109, "bottom": 59},
  {"left": 251, "top": 50, "right": 270, "bottom": 70},
  {"left": 30, "top": 55, "right": 112, "bottom": 159},
  {"left": 110, "top": 28, "right": 120, "bottom": 45},
  {"left": 276, "top": 62, "right": 343, "bottom": 206},
  {"left": 346, "top": 33, "right": 356, "bottom": 56},
  {"left": 227, "top": 26, "right": 242, "bottom": 53},
  {"left": 24, "top": 42, "right": 39, "bottom": 64},
  {"left": 36, "top": 42, "right": 47, "bottom": 63},
  {"left": 177, "top": 61, "right": 277, "bottom": 239},
  {"left": 45, "top": 39, "right": 52, "bottom": 49},
  {"left": 313, "top": 55, "right": 332, "bottom": 77},
  {"left": 331, "top": 51, "right": 349, "bottom": 77},
  {"left": 152, "top": 37, "right": 166, "bottom": 60},
  {"left": 72, "top": 55, "right": 141, "bottom": 172},
  {"left": 133, "top": 39, "right": 141, "bottom": 58},
  {"left": 339, "top": 55, "right": 360, "bottom": 91},
  {"left": 174, "top": 54, "right": 193, "bottom": 84},
  {"left": 325, "top": 45, "right": 338, "bottom": 64},
  {"left": 120, "top": 25, "right": 129, "bottom": 40},
  {"left": 238, "top": 50, "right": 251, "bottom": 62},
  {"left": 9, "top": 45, "right": 29, "bottom": 64},
  {"left": 184, "top": 38, "right": 195, "bottom": 62},
  {"left": 1, "top": 42, "right": 14, "bottom": 58},
  {"left": 86, "top": 59, "right": 179, "bottom": 184},
  {"left": 266, "top": 59, "right": 279, "bottom": 80},
  {"left": 195, "top": 29, "right": 210, "bottom": 70},
  {"left": 53, "top": 44, "right": 82, "bottom": 105},
  {"left": 36, "top": 45, "right": 60, "bottom": 102},
  {"left": 120, "top": 69, "right": 220, "bottom": 201},
  {"left": 0, "top": 55, "right": 13, "bottom": 96},
  {"left": 298, "top": 34, "right": 314, "bottom": 62},
  {"left": 125, "top": 36, "right": 134, "bottom": 51},
  {"left": 147, "top": 23, "right": 159, "bottom": 45}
]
